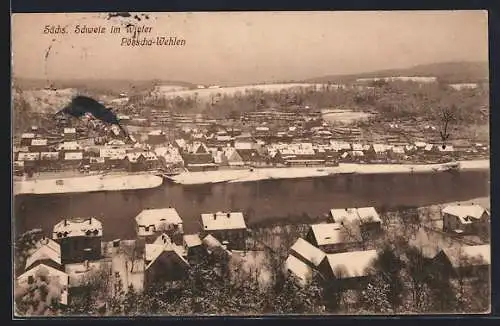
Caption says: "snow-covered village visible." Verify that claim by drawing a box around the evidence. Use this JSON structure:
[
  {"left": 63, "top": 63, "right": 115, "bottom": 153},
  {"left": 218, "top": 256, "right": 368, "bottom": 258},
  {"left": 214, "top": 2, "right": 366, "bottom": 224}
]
[{"left": 12, "top": 11, "right": 490, "bottom": 316}]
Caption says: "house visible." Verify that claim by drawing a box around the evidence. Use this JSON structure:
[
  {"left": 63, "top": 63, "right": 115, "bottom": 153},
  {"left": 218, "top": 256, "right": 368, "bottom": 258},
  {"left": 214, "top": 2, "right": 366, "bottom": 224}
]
[
  {"left": 356, "top": 207, "right": 383, "bottom": 234},
  {"left": 201, "top": 211, "right": 247, "bottom": 250},
  {"left": 284, "top": 254, "right": 314, "bottom": 286},
  {"left": 330, "top": 207, "right": 382, "bottom": 236},
  {"left": 442, "top": 204, "right": 490, "bottom": 235},
  {"left": 224, "top": 147, "right": 244, "bottom": 167},
  {"left": 318, "top": 250, "right": 378, "bottom": 287},
  {"left": 63, "top": 152, "right": 83, "bottom": 169},
  {"left": 289, "top": 238, "right": 326, "bottom": 269},
  {"left": 135, "top": 208, "right": 184, "bottom": 244},
  {"left": 17, "top": 263, "right": 69, "bottom": 306},
  {"left": 57, "top": 141, "right": 83, "bottom": 153},
  {"left": 202, "top": 234, "right": 231, "bottom": 256},
  {"left": 30, "top": 138, "right": 49, "bottom": 152},
  {"left": 432, "top": 244, "right": 490, "bottom": 277},
  {"left": 63, "top": 128, "right": 77, "bottom": 141},
  {"left": 390, "top": 146, "right": 406, "bottom": 160},
  {"left": 144, "top": 236, "right": 190, "bottom": 286},
  {"left": 99, "top": 147, "right": 127, "bottom": 168},
  {"left": 89, "top": 157, "right": 106, "bottom": 170},
  {"left": 305, "top": 223, "right": 358, "bottom": 254},
  {"left": 236, "top": 149, "right": 266, "bottom": 167},
  {"left": 367, "top": 144, "right": 390, "bottom": 161},
  {"left": 155, "top": 145, "right": 184, "bottom": 168},
  {"left": 52, "top": 217, "right": 103, "bottom": 264},
  {"left": 181, "top": 142, "right": 217, "bottom": 171},
  {"left": 183, "top": 234, "right": 206, "bottom": 259},
  {"left": 17, "top": 152, "right": 40, "bottom": 170},
  {"left": 123, "top": 152, "right": 158, "bottom": 172},
  {"left": 64, "top": 260, "right": 112, "bottom": 300},
  {"left": 25, "top": 237, "right": 62, "bottom": 271},
  {"left": 39, "top": 152, "right": 61, "bottom": 170},
  {"left": 20, "top": 133, "right": 36, "bottom": 146}
]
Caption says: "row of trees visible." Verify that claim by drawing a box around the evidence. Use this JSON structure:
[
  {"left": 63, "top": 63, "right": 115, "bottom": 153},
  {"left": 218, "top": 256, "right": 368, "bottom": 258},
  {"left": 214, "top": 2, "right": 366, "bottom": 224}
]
[{"left": 128, "top": 81, "right": 488, "bottom": 124}]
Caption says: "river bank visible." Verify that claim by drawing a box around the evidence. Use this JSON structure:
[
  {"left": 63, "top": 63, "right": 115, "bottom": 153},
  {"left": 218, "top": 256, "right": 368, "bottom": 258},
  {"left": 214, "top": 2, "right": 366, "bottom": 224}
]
[
  {"left": 167, "top": 160, "right": 489, "bottom": 185},
  {"left": 13, "top": 173, "right": 164, "bottom": 195}
]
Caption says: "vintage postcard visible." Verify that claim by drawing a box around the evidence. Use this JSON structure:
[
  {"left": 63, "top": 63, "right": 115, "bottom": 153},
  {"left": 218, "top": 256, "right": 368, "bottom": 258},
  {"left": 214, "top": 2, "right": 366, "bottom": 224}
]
[{"left": 11, "top": 11, "right": 490, "bottom": 316}]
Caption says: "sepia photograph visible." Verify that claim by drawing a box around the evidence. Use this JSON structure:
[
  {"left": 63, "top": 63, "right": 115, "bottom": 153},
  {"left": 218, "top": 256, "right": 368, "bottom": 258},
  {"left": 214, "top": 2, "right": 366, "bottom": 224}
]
[{"left": 11, "top": 11, "right": 490, "bottom": 316}]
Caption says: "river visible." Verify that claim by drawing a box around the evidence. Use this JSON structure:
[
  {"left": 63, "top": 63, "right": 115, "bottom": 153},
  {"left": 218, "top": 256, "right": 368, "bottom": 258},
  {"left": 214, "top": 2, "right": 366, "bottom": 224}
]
[{"left": 14, "top": 170, "right": 490, "bottom": 241}]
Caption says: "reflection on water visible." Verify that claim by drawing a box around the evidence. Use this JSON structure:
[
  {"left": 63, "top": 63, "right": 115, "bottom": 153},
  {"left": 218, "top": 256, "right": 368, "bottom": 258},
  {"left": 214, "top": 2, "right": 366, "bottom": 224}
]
[{"left": 14, "top": 171, "right": 489, "bottom": 241}]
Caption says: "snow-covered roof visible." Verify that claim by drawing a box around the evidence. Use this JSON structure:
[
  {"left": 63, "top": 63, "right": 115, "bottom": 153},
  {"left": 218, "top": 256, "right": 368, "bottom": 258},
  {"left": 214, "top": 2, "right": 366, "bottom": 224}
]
[
  {"left": 285, "top": 255, "right": 313, "bottom": 286},
  {"left": 63, "top": 128, "right": 76, "bottom": 134},
  {"left": 357, "top": 207, "right": 382, "bottom": 224},
  {"left": 183, "top": 234, "right": 203, "bottom": 248},
  {"left": 325, "top": 250, "right": 378, "bottom": 279},
  {"left": 331, "top": 207, "right": 381, "bottom": 224},
  {"left": 415, "top": 141, "right": 427, "bottom": 148},
  {"left": 201, "top": 211, "right": 247, "bottom": 231},
  {"left": 53, "top": 217, "right": 103, "bottom": 239},
  {"left": 58, "top": 141, "right": 82, "bottom": 151},
  {"left": 135, "top": 208, "right": 183, "bottom": 227},
  {"left": 64, "top": 152, "right": 83, "bottom": 160},
  {"left": 21, "top": 133, "right": 35, "bottom": 139},
  {"left": 40, "top": 152, "right": 59, "bottom": 160},
  {"left": 25, "top": 239, "right": 62, "bottom": 270},
  {"left": 309, "top": 223, "right": 345, "bottom": 246},
  {"left": 442, "top": 204, "right": 488, "bottom": 224},
  {"left": 99, "top": 147, "right": 126, "bottom": 159},
  {"left": 441, "top": 244, "right": 490, "bottom": 268},
  {"left": 392, "top": 146, "right": 405, "bottom": 154},
  {"left": 290, "top": 238, "right": 326, "bottom": 267},
  {"left": 330, "top": 208, "right": 360, "bottom": 224},
  {"left": 31, "top": 139, "right": 48, "bottom": 146},
  {"left": 18, "top": 152, "right": 40, "bottom": 161}
]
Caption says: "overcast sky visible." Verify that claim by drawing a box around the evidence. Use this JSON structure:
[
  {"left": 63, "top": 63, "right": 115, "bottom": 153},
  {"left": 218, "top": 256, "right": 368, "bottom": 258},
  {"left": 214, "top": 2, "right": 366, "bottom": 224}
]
[{"left": 11, "top": 11, "right": 488, "bottom": 85}]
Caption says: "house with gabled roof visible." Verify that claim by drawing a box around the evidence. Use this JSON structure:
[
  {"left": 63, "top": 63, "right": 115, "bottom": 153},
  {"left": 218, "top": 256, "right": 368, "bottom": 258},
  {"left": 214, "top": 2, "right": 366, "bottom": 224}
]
[
  {"left": 183, "top": 234, "right": 206, "bottom": 259},
  {"left": 201, "top": 211, "right": 247, "bottom": 250},
  {"left": 432, "top": 244, "right": 490, "bottom": 277},
  {"left": 144, "top": 234, "right": 190, "bottom": 286},
  {"left": 289, "top": 237, "right": 326, "bottom": 269},
  {"left": 442, "top": 204, "right": 490, "bottom": 235},
  {"left": 317, "top": 249, "right": 378, "bottom": 287},
  {"left": 25, "top": 237, "right": 62, "bottom": 271},
  {"left": 135, "top": 208, "right": 184, "bottom": 244},
  {"left": 305, "top": 223, "right": 361, "bottom": 254},
  {"left": 53, "top": 217, "right": 103, "bottom": 264},
  {"left": 330, "top": 207, "right": 382, "bottom": 236}
]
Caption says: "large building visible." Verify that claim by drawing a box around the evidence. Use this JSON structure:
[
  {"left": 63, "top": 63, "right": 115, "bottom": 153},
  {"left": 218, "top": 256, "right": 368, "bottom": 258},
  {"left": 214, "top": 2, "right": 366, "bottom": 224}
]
[
  {"left": 201, "top": 211, "right": 247, "bottom": 250},
  {"left": 52, "top": 217, "right": 103, "bottom": 264}
]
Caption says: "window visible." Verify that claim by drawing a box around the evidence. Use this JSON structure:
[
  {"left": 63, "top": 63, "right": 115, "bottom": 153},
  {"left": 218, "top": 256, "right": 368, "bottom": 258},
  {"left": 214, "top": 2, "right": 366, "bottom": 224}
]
[{"left": 28, "top": 276, "right": 34, "bottom": 284}]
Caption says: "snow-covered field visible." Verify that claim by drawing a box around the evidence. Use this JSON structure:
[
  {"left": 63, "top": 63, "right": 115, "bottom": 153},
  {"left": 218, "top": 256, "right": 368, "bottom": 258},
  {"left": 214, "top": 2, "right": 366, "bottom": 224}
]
[
  {"left": 321, "top": 109, "right": 374, "bottom": 124},
  {"left": 151, "top": 83, "right": 333, "bottom": 102},
  {"left": 14, "top": 174, "right": 164, "bottom": 195},
  {"left": 168, "top": 160, "right": 489, "bottom": 185}
]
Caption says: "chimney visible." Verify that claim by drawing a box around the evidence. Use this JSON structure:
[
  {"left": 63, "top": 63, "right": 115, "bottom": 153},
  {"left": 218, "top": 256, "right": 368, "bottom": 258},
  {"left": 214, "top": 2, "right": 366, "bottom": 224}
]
[
  {"left": 89, "top": 217, "right": 92, "bottom": 225},
  {"left": 64, "top": 219, "right": 67, "bottom": 226},
  {"left": 213, "top": 213, "right": 217, "bottom": 220},
  {"left": 227, "top": 213, "right": 231, "bottom": 218}
]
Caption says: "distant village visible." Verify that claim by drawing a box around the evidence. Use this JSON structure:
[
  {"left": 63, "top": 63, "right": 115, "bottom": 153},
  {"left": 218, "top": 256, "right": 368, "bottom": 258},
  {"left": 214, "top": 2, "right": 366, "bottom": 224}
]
[
  {"left": 16, "top": 196, "right": 490, "bottom": 311},
  {"left": 12, "top": 103, "right": 489, "bottom": 177}
]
